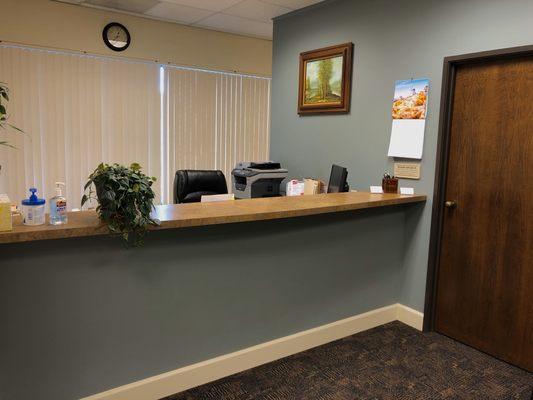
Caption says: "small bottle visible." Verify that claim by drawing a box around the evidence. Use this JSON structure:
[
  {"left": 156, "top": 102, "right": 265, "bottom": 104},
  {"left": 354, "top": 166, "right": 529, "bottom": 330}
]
[{"left": 50, "top": 182, "right": 68, "bottom": 225}]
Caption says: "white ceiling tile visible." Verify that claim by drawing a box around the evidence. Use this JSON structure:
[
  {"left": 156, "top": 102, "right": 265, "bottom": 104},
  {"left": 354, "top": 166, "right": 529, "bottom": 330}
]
[
  {"left": 84, "top": 0, "right": 159, "bottom": 14},
  {"left": 194, "top": 13, "right": 273, "bottom": 39},
  {"left": 261, "top": 0, "right": 323, "bottom": 11},
  {"left": 145, "top": 2, "right": 213, "bottom": 24},
  {"left": 61, "top": 0, "right": 321, "bottom": 39},
  {"left": 163, "top": 0, "right": 243, "bottom": 12},
  {"left": 224, "top": 0, "right": 291, "bottom": 22}
]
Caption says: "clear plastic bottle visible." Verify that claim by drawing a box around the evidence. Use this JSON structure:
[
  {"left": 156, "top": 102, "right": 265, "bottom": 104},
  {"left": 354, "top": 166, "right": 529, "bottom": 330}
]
[{"left": 49, "top": 182, "right": 68, "bottom": 225}]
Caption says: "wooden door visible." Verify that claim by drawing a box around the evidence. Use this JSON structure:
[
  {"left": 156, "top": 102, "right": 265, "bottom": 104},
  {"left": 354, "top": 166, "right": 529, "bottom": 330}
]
[{"left": 434, "top": 55, "right": 533, "bottom": 371}]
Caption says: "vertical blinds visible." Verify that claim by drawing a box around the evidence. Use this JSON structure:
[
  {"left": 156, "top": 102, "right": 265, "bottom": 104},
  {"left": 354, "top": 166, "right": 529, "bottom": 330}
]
[
  {"left": 165, "top": 67, "right": 270, "bottom": 203},
  {"left": 0, "top": 45, "right": 161, "bottom": 207},
  {"left": 0, "top": 45, "right": 271, "bottom": 208}
]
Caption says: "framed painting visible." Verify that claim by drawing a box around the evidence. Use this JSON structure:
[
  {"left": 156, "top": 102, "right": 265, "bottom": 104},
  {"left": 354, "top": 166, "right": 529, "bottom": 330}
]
[{"left": 298, "top": 43, "right": 354, "bottom": 115}]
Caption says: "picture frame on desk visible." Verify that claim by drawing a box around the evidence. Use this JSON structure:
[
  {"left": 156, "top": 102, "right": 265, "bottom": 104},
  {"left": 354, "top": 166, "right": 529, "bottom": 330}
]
[{"left": 298, "top": 42, "right": 354, "bottom": 115}]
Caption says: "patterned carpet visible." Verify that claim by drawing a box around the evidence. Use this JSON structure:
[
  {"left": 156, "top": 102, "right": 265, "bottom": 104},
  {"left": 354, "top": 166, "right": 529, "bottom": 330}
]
[{"left": 164, "top": 321, "right": 533, "bottom": 400}]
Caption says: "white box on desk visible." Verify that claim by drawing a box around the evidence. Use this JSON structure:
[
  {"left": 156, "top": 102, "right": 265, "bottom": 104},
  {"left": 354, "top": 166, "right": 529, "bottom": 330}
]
[{"left": 0, "top": 194, "right": 13, "bottom": 232}]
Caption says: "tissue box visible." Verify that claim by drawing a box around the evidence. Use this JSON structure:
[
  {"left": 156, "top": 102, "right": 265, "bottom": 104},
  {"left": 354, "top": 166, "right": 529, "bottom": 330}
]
[
  {"left": 0, "top": 194, "right": 13, "bottom": 232},
  {"left": 286, "top": 180, "right": 304, "bottom": 196}
]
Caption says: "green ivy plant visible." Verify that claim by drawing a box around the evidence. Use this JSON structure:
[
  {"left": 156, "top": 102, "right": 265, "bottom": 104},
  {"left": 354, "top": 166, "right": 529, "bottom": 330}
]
[
  {"left": 0, "top": 82, "right": 24, "bottom": 148},
  {"left": 82, "top": 163, "right": 159, "bottom": 246}
]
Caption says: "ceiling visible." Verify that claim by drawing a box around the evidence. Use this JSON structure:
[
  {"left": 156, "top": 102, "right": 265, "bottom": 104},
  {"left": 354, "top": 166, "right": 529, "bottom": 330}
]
[{"left": 56, "top": 0, "right": 324, "bottom": 39}]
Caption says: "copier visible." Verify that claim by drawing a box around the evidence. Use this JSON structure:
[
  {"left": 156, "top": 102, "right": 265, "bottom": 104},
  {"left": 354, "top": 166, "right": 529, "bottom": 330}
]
[{"left": 231, "top": 162, "right": 288, "bottom": 199}]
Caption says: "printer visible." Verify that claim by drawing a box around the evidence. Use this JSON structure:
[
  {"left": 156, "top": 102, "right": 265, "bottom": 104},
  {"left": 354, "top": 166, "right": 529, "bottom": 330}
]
[{"left": 231, "top": 162, "right": 288, "bottom": 199}]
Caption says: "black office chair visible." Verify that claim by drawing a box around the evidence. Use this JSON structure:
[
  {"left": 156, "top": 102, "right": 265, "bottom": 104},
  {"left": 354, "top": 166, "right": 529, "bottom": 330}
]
[{"left": 173, "top": 170, "right": 228, "bottom": 204}]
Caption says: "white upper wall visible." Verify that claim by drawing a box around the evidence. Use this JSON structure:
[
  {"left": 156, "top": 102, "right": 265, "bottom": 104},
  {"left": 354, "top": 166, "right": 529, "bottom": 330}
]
[{"left": 0, "top": 0, "right": 273, "bottom": 76}]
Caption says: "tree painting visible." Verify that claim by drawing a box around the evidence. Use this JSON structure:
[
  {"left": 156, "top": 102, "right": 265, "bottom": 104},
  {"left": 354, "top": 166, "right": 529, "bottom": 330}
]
[
  {"left": 304, "top": 56, "right": 343, "bottom": 105},
  {"left": 298, "top": 43, "right": 353, "bottom": 114},
  {"left": 317, "top": 58, "right": 332, "bottom": 100}
]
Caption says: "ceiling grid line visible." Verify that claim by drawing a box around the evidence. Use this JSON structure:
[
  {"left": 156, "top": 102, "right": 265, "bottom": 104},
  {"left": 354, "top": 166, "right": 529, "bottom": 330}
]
[{"left": 54, "top": 0, "right": 324, "bottom": 39}]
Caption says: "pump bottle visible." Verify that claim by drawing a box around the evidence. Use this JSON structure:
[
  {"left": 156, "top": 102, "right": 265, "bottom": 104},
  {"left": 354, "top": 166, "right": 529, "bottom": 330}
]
[{"left": 50, "top": 182, "right": 68, "bottom": 225}]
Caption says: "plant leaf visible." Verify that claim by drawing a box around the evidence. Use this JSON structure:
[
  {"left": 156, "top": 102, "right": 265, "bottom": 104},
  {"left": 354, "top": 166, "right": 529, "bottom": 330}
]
[
  {"left": 7, "top": 123, "right": 25, "bottom": 134},
  {"left": 0, "top": 141, "right": 16, "bottom": 148}
]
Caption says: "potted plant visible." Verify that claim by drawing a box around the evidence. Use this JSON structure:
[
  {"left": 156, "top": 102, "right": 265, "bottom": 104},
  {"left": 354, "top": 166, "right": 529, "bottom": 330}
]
[
  {"left": 0, "top": 82, "right": 25, "bottom": 171},
  {"left": 82, "top": 162, "right": 159, "bottom": 246}
]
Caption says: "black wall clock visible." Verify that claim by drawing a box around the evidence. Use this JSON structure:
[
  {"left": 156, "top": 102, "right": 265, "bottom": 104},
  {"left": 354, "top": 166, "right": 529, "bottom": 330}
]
[{"left": 102, "top": 22, "right": 131, "bottom": 52}]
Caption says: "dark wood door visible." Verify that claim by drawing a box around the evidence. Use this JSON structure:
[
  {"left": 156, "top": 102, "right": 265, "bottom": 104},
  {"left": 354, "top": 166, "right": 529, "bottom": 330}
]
[{"left": 434, "top": 55, "right": 533, "bottom": 371}]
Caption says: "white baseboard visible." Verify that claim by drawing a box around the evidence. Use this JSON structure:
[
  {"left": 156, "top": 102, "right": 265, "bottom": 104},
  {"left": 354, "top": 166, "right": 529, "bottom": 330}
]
[
  {"left": 81, "top": 303, "right": 422, "bottom": 400},
  {"left": 396, "top": 303, "right": 424, "bottom": 331}
]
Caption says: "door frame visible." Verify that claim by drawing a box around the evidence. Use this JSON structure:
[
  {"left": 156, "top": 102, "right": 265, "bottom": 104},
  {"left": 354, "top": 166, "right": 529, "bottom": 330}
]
[{"left": 423, "top": 45, "right": 533, "bottom": 331}]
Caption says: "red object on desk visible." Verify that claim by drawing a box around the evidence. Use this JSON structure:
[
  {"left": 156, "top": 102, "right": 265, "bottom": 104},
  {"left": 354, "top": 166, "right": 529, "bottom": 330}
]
[{"left": 382, "top": 177, "right": 399, "bottom": 193}]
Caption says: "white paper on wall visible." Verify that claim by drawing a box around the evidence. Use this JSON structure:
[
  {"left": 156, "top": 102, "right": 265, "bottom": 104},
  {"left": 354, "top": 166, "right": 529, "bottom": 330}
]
[
  {"left": 387, "top": 79, "right": 429, "bottom": 159},
  {"left": 388, "top": 120, "right": 425, "bottom": 158}
]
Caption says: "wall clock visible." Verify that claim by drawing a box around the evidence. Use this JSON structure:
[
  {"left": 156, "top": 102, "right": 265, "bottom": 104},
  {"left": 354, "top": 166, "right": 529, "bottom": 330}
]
[{"left": 102, "top": 22, "right": 131, "bottom": 52}]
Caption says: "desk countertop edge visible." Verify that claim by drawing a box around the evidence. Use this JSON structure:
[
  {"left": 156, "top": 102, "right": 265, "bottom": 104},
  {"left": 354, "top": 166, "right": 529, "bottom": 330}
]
[{"left": 0, "top": 192, "right": 426, "bottom": 244}]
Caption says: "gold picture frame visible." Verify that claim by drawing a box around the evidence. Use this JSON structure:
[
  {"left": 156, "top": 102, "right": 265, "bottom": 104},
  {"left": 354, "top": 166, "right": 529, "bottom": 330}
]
[{"left": 298, "top": 43, "right": 354, "bottom": 115}]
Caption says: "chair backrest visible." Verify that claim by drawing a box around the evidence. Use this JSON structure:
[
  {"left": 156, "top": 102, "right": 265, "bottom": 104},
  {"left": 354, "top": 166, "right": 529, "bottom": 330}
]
[{"left": 173, "top": 170, "right": 228, "bottom": 204}]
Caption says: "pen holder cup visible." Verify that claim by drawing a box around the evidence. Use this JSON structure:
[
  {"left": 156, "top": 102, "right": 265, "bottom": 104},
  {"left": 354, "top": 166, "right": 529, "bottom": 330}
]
[{"left": 382, "top": 178, "right": 399, "bottom": 194}]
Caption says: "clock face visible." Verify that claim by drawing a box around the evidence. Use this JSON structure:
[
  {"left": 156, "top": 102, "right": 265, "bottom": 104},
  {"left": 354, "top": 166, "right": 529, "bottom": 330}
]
[{"left": 103, "top": 23, "right": 130, "bottom": 52}]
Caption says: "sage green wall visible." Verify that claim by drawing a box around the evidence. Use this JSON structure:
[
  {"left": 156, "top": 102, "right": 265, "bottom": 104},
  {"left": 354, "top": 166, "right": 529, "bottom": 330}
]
[
  {"left": 270, "top": 0, "right": 533, "bottom": 311},
  {"left": 0, "top": 210, "right": 408, "bottom": 400}
]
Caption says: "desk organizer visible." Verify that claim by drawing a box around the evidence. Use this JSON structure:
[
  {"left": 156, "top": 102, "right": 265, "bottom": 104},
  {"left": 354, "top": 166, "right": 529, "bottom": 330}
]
[{"left": 382, "top": 177, "right": 399, "bottom": 193}]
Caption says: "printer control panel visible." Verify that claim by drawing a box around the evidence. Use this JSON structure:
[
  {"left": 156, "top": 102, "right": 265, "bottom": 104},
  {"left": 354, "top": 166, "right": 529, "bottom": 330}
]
[{"left": 233, "top": 169, "right": 256, "bottom": 178}]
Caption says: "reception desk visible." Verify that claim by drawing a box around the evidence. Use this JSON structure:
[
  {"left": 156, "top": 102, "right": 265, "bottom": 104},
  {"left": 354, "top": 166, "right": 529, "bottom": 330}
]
[
  {"left": 0, "top": 192, "right": 425, "bottom": 244},
  {"left": 0, "top": 192, "right": 425, "bottom": 400}
]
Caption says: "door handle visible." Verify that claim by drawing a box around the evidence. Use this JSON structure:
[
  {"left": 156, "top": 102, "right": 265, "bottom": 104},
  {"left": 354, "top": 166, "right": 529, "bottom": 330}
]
[{"left": 445, "top": 200, "right": 457, "bottom": 209}]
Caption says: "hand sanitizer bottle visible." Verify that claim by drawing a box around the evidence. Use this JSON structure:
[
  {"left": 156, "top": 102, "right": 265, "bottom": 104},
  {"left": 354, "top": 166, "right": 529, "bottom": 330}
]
[{"left": 50, "top": 182, "right": 68, "bottom": 225}]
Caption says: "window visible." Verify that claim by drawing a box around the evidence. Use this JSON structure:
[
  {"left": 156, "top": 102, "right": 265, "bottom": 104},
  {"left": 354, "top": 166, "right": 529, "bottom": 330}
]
[
  {"left": 0, "top": 45, "right": 271, "bottom": 207},
  {"left": 164, "top": 66, "right": 270, "bottom": 204}
]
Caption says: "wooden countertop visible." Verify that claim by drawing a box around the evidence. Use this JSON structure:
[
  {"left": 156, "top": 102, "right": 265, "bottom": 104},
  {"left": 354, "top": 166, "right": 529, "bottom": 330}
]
[{"left": 0, "top": 192, "right": 426, "bottom": 244}]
